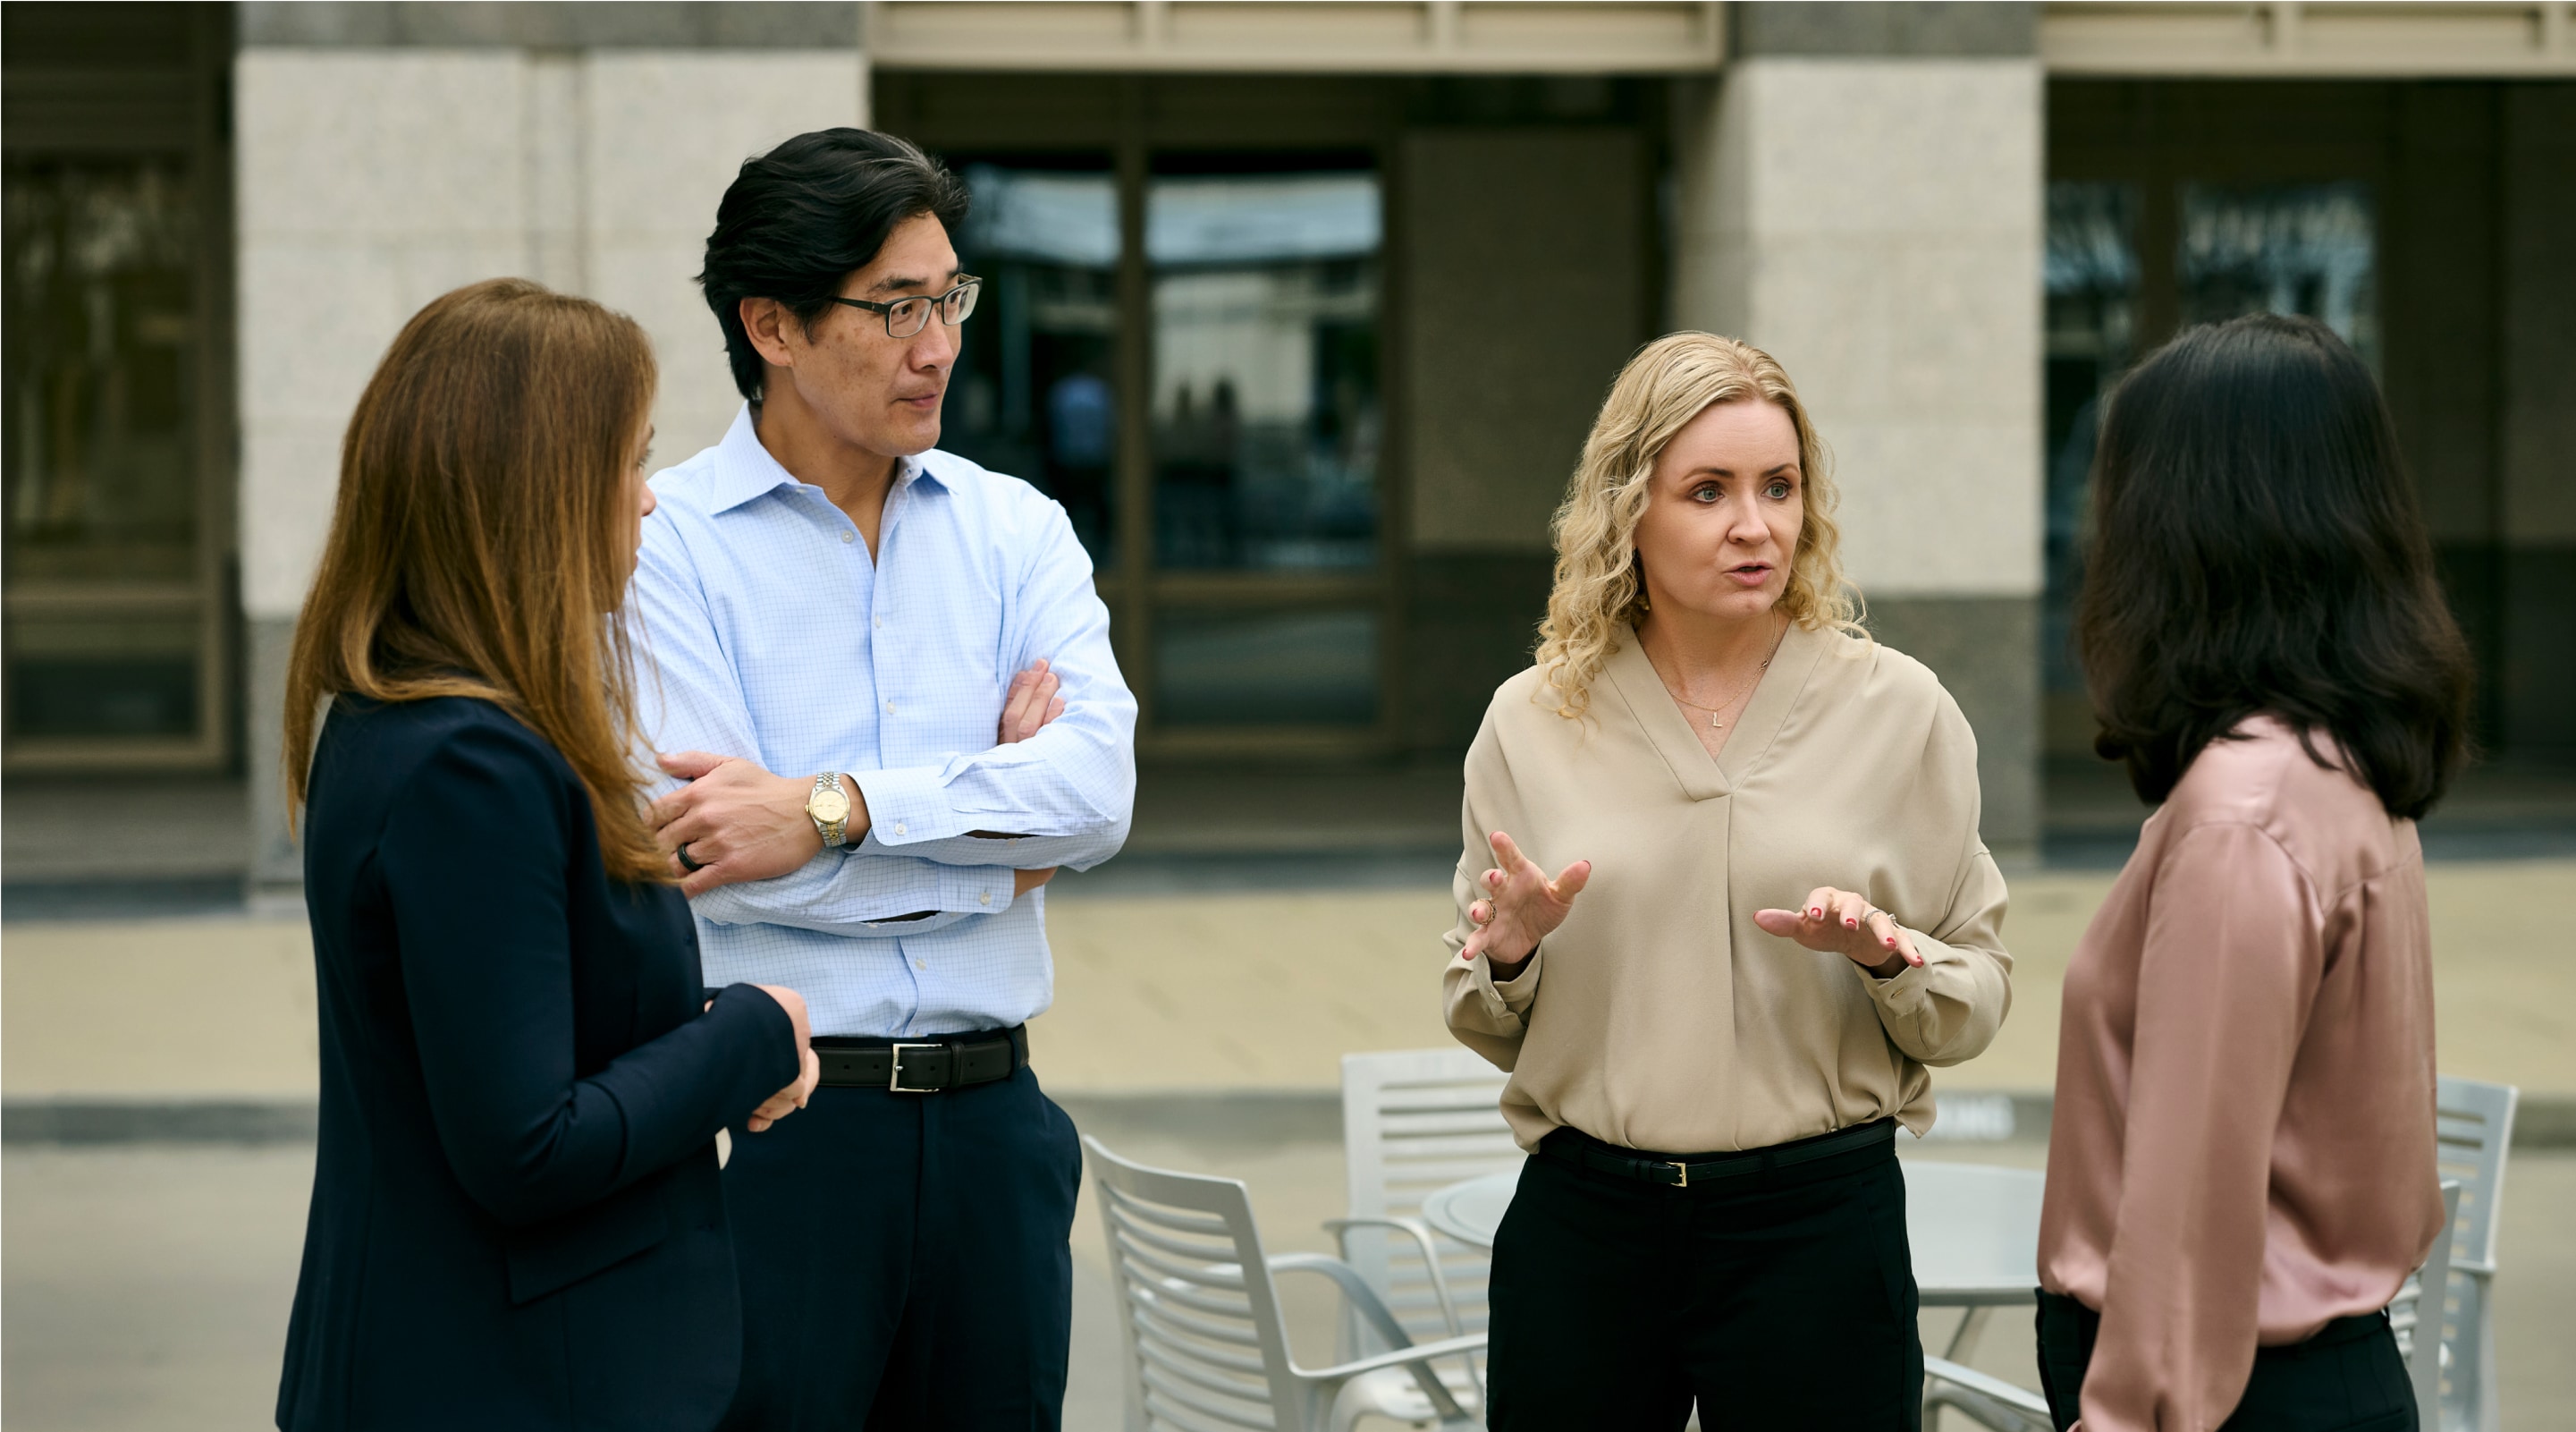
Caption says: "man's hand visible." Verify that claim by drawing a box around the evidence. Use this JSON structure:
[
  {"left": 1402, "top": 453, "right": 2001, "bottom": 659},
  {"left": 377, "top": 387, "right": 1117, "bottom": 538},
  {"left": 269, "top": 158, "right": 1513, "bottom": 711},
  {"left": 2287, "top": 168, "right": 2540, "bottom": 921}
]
[
  {"left": 654, "top": 753, "right": 859, "bottom": 897},
  {"left": 1014, "top": 867, "right": 1057, "bottom": 897},
  {"left": 999, "top": 659, "right": 1064, "bottom": 744},
  {"left": 1753, "top": 885, "right": 1923, "bottom": 979}
]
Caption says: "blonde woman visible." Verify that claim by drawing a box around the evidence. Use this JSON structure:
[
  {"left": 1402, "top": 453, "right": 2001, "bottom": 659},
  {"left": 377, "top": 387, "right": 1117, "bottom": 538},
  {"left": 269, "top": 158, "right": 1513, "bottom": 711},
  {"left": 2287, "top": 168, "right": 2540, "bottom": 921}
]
[{"left": 1445, "top": 333, "right": 2014, "bottom": 1428}]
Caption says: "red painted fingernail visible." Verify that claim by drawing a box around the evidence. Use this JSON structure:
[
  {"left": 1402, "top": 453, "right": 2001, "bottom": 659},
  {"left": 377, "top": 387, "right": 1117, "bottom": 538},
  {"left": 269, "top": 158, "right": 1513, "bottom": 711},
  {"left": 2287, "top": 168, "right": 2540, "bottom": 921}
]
[
  {"left": 1885, "top": 936, "right": 1897, "bottom": 947},
  {"left": 1809, "top": 907, "right": 1822, "bottom": 919},
  {"left": 1845, "top": 918, "right": 1858, "bottom": 928},
  {"left": 1910, "top": 955, "right": 1923, "bottom": 966}
]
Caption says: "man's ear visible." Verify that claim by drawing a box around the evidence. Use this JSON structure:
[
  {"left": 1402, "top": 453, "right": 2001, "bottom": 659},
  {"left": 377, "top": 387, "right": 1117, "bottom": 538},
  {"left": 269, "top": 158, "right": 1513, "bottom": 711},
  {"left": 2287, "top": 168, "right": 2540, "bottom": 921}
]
[{"left": 739, "top": 296, "right": 800, "bottom": 372}]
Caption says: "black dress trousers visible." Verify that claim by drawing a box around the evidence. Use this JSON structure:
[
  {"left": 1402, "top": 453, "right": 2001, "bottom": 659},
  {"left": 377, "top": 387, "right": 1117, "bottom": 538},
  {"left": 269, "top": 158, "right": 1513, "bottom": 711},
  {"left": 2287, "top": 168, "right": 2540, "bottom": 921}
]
[
  {"left": 2035, "top": 1292, "right": 2417, "bottom": 1432},
  {"left": 1485, "top": 1125, "right": 1923, "bottom": 1431},
  {"left": 718, "top": 1060, "right": 1083, "bottom": 1431}
]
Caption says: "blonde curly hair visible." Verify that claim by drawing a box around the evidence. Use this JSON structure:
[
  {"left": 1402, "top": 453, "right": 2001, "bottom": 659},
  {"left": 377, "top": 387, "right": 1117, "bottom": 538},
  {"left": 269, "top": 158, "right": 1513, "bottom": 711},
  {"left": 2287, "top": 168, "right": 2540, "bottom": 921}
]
[{"left": 1533, "top": 332, "right": 1862, "bottom": 718}]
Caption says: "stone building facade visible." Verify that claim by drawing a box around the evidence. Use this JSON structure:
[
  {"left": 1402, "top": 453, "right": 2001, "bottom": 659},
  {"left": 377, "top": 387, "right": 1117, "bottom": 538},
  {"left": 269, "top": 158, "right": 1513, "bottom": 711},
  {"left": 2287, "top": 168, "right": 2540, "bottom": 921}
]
[{"left": 1, "top": 2, "right": 2568, "bottom": 897}]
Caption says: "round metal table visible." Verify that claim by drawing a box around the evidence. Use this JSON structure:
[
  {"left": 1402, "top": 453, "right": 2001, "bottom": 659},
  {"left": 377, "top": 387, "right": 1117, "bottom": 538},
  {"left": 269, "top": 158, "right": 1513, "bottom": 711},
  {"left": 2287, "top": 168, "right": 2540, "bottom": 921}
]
[{"left": 1420, "top": 1158, "right": 2044, "bottom": 1355}]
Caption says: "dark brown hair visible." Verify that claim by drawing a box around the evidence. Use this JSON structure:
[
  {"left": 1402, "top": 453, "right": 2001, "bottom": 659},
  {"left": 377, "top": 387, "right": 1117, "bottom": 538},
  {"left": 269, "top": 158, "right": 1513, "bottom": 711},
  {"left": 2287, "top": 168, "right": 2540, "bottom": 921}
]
[
  {"left": 284, "top": 277, "right": 663, "bottom": 880},
  {"left": 2076, "top": 312, "right": 2472, "bottom": 819}
]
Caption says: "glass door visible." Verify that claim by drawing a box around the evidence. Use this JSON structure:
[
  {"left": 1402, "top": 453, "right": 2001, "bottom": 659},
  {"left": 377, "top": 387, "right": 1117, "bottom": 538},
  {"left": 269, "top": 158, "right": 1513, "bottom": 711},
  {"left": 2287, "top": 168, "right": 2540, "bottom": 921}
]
[
  {"left": 2040, "top": 174, "right": 2381, "bottom": 758},
  {"left": 3, "top": 154, "right": 227, "bottom": 770},
  {"left": 1144, "top": 157, "right": 1385, "bottom": 740},
  {"left": 934, "top": 140, "right": 1393, "bottom": 753}
]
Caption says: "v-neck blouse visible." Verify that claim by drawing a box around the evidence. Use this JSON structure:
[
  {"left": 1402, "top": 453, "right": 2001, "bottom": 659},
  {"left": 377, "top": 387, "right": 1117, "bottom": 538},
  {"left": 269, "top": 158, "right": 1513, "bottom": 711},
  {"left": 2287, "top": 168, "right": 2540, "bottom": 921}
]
[{"left": 1442, "top": 622, "right": 2014, "bottom": 1155}]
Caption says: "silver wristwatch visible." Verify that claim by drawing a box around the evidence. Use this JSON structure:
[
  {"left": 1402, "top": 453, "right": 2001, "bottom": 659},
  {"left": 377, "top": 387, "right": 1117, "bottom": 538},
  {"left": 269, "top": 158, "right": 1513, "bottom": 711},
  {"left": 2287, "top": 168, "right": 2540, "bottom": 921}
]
[{"left": 806, "top": 772, "right": 852, "bottom": 847}]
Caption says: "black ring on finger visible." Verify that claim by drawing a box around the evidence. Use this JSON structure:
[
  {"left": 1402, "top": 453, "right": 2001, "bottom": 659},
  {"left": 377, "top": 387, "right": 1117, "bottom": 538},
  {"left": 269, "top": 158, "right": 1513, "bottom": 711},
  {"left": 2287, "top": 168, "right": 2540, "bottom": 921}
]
[{"left": 677, "top": 843, "right": 705, "bottom": 873}]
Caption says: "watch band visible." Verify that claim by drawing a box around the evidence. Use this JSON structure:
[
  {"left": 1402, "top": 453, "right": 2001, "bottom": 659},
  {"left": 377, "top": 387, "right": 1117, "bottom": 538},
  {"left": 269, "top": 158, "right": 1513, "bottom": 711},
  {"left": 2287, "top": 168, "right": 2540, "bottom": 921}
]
[{"left": 808, "top": 772, "right": 849, "bottom": 847}]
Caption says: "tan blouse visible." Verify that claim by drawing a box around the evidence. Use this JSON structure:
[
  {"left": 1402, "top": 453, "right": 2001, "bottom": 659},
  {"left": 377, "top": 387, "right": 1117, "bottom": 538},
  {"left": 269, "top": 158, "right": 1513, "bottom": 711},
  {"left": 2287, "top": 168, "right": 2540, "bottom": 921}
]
[
  {"left": 2038, "top": 717, "right": 2445, "bottom": 1432},
  {"left": 1441, "top": 623, "right": 2014, "bottom": 1155}
]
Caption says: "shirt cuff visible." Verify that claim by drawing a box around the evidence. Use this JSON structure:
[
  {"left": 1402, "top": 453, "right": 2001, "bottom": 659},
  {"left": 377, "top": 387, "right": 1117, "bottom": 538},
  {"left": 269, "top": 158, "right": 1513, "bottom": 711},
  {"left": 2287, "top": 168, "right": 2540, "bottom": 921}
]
[
  {"left": 940, "top": 863, "right": 1017, "bottom": 917},
  {"left": 1471, "top": 945, "right": 1543, "bottom": 1016},
  {"left": 851, "top": 766, "right": 962, "bottom": 846},
  {"left": 1858, "top": 955, "right": 1931, "bottom": 1016}
]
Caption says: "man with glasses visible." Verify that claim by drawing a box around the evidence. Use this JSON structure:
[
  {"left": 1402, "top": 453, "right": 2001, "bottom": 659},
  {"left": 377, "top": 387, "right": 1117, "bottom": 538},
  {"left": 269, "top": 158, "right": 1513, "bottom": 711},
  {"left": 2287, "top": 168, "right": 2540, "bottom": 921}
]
[{"left": 627, "top": 127, "right": 1136, "bottom": 1429}]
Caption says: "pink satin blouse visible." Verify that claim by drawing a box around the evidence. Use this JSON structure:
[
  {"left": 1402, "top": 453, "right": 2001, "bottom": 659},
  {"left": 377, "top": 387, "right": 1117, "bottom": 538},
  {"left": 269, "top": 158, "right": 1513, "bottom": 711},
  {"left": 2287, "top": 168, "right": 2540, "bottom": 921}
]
[{"left": 2037, "top": 716, "right": 2446, "bottom": 1432}]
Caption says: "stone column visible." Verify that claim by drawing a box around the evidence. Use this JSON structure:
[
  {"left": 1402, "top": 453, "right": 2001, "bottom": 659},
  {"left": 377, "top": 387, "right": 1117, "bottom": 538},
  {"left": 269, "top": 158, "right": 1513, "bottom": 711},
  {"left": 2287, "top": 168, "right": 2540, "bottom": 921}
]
[
  {"left": 1672, "top": 2, "right": 2045, "bottom": 853},
  {"left": 233, "top": 3, "right": 866, "bottom": 904}
]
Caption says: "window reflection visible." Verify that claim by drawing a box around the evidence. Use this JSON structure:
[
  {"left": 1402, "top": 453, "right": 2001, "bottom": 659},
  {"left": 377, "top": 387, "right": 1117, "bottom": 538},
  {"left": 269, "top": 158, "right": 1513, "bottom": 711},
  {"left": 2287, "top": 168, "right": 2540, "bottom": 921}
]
[
  {"left": 944, "top": 161, "right": 1120, "bottom": 568},
  {"left": 2180, "top": 182, "right": 2378, "bottom": 369},
  {"left": 2041, "top": 181, "right": 2141, "bottom": 751},
  {"left": 3, "top": 157, "right": 205, "bottom": 741},
  {"left": 1148, "top": 169, "right": 1381, "bottom": 572}
]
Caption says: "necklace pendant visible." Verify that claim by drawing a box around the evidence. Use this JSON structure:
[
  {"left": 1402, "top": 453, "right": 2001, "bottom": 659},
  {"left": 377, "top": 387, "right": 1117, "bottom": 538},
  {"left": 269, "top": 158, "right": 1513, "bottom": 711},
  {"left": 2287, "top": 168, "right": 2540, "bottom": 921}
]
[{"left": 1710, "top": 715, "right": 1724, "bottom": 729}]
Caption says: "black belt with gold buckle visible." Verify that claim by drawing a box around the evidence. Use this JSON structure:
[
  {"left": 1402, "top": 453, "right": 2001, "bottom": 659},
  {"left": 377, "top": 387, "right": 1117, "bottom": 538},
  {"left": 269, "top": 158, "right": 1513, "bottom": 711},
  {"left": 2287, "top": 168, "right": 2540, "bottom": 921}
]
[
  {"left": 1542, "top": 1117, "right": 1896, "bottom": 1189},
  {"left": 811, "top": 1026, "right": 1028, "bottom": 1093}
]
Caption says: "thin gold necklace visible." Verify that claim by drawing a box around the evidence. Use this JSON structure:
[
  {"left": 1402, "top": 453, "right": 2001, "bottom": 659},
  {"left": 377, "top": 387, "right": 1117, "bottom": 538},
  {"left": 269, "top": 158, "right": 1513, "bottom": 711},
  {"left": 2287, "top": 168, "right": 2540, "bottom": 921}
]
[{"left": 1664, "top": 619, "right": 1788, "bottom": 730}]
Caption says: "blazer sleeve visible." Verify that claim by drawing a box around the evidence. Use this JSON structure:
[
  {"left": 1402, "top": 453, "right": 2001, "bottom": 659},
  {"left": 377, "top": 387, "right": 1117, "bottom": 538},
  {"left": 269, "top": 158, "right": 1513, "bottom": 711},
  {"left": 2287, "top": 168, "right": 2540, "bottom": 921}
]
[{"left": 378, "top": 723, "right": 802, "bottom": 1229}]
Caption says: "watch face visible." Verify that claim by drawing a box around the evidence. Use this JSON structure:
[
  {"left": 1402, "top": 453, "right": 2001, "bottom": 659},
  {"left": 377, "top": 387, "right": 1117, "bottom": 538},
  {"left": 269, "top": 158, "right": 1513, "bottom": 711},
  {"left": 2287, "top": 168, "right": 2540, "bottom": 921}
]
[{"left": 810, "top": 789, "right": 851, "bottom": 824}]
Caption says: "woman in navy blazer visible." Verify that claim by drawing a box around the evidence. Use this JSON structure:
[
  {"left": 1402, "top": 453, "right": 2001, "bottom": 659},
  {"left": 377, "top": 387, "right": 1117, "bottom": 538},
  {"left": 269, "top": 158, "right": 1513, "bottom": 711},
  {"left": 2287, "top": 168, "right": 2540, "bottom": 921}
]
[{"left": 274, "top": 278, "right": 818, "bottom": 1431}]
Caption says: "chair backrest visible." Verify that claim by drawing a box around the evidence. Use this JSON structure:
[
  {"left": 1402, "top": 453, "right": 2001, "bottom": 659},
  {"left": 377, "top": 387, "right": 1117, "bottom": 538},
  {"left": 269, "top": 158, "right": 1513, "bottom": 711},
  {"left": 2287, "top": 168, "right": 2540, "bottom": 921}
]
[
  {"left": 2434, "top": 1076, "right": 2514, "bottom": 1275},
  {"left": 2390, "top": 1181, "right": 2461, "bottom": 1425},
  {"left": 1339, "top": 1048, "right": 1520, "bottom": 1342},
  {"left": 2433, "top": 1077, "right": 2515, "bottom": 1432},
  {"left": 1085, "top": 1135, "right": 1300, "bottom": 1432}
]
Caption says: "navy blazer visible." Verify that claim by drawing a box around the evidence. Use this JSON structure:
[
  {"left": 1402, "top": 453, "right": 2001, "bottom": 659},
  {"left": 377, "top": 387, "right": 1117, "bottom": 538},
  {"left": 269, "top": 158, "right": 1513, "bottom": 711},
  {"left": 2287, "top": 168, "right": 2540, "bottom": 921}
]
[{"left": 276, "top": 696, "right": 798, "bottom": 1431}]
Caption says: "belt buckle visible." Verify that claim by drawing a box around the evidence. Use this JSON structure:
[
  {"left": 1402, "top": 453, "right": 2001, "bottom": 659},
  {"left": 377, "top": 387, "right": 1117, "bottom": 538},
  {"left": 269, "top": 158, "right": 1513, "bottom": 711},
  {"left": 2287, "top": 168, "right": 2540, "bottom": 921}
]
[
  {"left": 1669, "top": 1160, "right": 1689, "bottom": 1189},
  {"left": 888, "top": 1043, "right": 942, "bottom": 1093}
]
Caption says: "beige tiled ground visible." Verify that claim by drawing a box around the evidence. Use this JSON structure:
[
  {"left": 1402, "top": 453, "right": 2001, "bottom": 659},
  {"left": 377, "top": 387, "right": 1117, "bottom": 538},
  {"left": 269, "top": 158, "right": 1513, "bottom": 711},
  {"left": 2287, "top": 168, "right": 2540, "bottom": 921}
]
[{"left": 6, "top": 860, "right": 2573, "bottom": 1101}]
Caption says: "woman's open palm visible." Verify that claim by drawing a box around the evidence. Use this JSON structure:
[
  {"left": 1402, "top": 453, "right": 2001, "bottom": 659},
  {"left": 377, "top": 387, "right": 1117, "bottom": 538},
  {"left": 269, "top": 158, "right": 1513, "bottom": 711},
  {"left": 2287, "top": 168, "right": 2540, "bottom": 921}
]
[{"left": 1462, "top": 830, "right": 1591, "bottom": 967}]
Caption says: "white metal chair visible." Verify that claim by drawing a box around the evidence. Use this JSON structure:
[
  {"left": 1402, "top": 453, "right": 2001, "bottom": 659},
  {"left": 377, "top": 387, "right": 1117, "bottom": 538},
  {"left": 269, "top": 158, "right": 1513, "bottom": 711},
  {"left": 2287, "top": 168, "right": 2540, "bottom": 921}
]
[
  {"left": 1333, "top": 1049, "right": 1519, "bottom": 1357},
  {"left": 1085, "top": 1135, "right": 1487, "bottom": 1432},
  {"left": 2390, "top": 1181, "right": 2463, "bottom": 1425},
  {"left": 1923, "top": 1356, "right": 2053, "bottom": 1432},
  {"left": 2431, "top": 1076, "right": 2517, "bottom": 1432}
]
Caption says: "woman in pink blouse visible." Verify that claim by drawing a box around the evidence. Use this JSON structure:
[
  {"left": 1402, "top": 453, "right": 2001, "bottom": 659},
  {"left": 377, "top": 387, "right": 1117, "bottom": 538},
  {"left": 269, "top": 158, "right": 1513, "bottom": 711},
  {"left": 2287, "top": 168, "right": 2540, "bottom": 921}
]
[{"left": 2037, "top": 313, "right": 2474, "bottom": 1432}]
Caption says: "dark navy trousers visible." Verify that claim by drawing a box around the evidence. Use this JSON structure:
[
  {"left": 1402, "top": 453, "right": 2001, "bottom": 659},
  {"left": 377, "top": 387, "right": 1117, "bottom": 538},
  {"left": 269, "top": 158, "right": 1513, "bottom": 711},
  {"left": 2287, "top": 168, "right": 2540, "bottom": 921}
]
[{"left": 717, "top": 1063, "right": 1082, "bottom": 1431}]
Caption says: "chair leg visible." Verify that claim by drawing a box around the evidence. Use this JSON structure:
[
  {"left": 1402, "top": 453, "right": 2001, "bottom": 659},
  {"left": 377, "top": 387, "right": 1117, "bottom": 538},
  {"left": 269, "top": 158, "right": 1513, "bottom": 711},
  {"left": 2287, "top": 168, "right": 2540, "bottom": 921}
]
[{"left": 1944, "top": 1305, "right": 1994, "bottom": 1362}]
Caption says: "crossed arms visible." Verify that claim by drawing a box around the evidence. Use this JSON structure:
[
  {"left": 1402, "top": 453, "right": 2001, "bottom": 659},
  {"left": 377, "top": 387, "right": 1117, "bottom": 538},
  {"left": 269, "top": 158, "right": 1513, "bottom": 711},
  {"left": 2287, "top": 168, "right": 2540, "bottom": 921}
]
[{"left": 627, "top": 507, "right": 1136, "bottom": 936}]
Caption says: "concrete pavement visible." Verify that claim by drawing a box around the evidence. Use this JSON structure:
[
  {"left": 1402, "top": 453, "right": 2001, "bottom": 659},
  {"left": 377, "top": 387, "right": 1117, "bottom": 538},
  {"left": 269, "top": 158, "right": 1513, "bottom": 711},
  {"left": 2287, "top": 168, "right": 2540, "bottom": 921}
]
[
  {"left": 5, "top": 858, "right": 2573, "bottom": 1430},
  {"left": 8, "top": 862, "right": 2572, "bottom": 1106}
]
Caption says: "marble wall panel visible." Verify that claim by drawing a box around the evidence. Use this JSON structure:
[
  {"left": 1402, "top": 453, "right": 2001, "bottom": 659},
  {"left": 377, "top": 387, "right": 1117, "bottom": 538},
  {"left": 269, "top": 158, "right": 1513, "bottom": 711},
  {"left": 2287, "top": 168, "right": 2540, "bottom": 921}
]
[
  {"left": 584, "top": 53, "right": 867, "bottom": 460},
  {"left": 1673, "top": 56, "right": 2043, "bottom": 598}
]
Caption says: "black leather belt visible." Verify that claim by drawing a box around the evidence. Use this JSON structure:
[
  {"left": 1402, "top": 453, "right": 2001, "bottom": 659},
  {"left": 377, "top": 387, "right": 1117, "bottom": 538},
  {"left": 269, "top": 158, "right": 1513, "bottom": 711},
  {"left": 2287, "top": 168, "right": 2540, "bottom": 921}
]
[
  {"left": 1541, "top": 1117, "right": 1896, "bottom": 1189},
  {"left": 811, "top": 1026, "right": 1028, "bottom": 1092}
]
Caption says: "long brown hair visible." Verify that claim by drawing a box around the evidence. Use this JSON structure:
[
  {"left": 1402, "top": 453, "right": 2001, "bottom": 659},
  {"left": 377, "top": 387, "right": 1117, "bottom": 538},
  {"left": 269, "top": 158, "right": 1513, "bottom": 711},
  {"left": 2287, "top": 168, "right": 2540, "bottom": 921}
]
[{"left": 283, "top": 277, "right": 663, "bottom": 881}]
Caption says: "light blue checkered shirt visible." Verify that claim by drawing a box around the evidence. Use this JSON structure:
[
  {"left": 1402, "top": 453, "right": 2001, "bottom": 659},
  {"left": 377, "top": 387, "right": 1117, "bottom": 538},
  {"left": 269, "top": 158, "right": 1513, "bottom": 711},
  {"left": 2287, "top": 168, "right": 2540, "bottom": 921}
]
[{"left": 628, "top": 406, "right": 1136, "bottom": 1038}]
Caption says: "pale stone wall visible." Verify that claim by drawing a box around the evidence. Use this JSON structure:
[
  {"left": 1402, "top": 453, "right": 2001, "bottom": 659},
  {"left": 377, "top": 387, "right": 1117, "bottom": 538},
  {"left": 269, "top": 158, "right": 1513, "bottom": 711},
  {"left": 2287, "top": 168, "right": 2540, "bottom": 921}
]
[
  {"left": 1671, "top": 57, "right": 2044, "bottom": 601},
  {"left": 235, "top": 47, "right": 865, "bottom": 623},
  {"left": 234, "top": 41, "right": 865, "bottom": 892},
  {"left": 1669, "top": 45, "right": 2045, "bottom": 847}
]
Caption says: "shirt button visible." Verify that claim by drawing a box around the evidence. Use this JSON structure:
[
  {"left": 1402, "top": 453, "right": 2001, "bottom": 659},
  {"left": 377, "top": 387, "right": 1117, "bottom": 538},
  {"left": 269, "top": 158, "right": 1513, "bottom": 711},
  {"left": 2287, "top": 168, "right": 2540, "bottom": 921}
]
[
  {"left": 914, "top": 959, "right": 926, "bottom": 971},
  {"left": 841, "top": 530, "right": 854, "bottom": 544},
  {"left": 873, "top": 615, "right": 883, "bottom": 630},
  {"left": 979, "top": 891, "right": 992, "bottom": 906},
  {"left": 895, "top": 822, "right": 908, "bottom": 835},
  {"left": 884, "top": 700, "right": 896, "bottom": 715}
]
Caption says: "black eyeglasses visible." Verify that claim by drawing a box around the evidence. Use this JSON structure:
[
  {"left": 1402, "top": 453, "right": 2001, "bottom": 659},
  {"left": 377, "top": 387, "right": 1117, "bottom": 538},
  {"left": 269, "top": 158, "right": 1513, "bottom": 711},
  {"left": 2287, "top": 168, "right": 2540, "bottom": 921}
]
[{"left": 827, "top": 277, "right": 982, "bottom": 338}]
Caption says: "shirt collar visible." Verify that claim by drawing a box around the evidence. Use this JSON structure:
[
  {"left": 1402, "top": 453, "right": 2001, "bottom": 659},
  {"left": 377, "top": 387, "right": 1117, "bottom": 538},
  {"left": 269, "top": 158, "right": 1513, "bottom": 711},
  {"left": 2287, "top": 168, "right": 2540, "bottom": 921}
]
[{"left": 702, "top": 402, "right": 944, "bottom": 514}]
